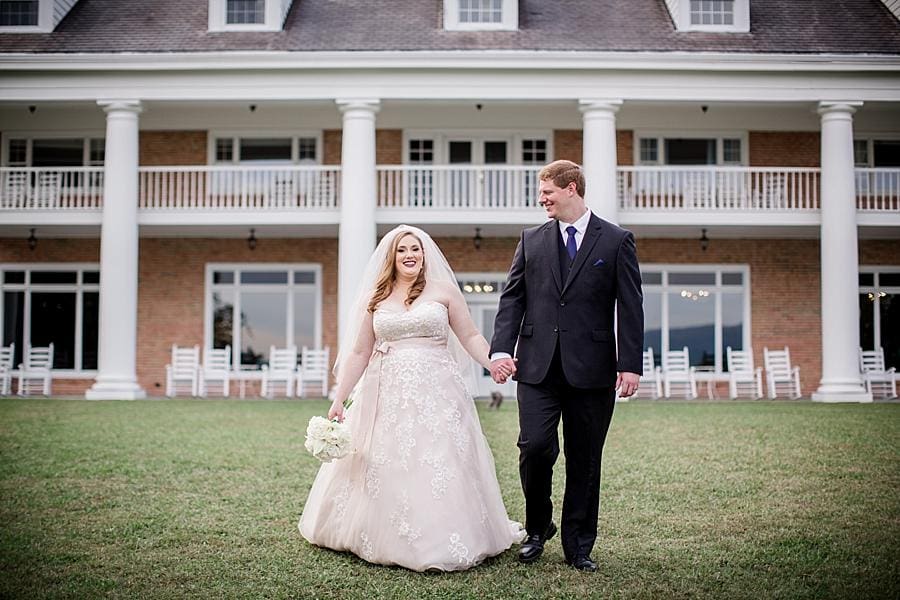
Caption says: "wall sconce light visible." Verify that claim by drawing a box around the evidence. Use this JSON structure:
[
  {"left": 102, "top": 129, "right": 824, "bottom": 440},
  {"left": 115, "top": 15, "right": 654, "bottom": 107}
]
[
  {"left": 27, "top": 228, "right": 37, "bottom": 251},
  {"left": 473, "top": 227, "right": 483, "bottom": 250},
  {"left": 699, "top": 228, "right": 709, "bottom": 252},
  {"left": 249, "top": 104, "right": 257, "bottom": 112},
  {"left": 28, "top": 105, "right": 36, "bottom": 114},
  {"left": 247, "top": 228, "right": 257, "bottom": 250}
]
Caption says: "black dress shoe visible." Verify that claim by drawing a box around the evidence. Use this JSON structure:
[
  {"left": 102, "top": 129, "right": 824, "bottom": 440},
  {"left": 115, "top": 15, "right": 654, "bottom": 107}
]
[
  {"left": 518, "top": 522, "right": 557, "bottom": 563},
  {"left": 568, "top": 555, "right": 598, "bottom": 572}
]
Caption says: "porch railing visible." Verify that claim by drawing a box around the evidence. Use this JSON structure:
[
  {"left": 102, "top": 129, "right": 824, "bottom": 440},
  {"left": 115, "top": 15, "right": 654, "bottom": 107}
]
[
  {"left": 377, "top": 165, "right": 542, "bottom": 210},
  {"left": 0, "top": 167, "right": 104, "bottom": 210},
  {"left": 618, "top": 167, "right": 821, "bottom": 211},
  {"left": 855, "top": 168, "right": 900, "bottom": 211},
  {"left": 137, "top": 166, "right": 341, "bottom": 210}
]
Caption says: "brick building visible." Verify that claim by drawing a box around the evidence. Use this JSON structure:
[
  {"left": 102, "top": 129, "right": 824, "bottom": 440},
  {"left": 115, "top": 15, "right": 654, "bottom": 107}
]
[{"left": 0, "top": 0, "right": 898, "bottom": 400}]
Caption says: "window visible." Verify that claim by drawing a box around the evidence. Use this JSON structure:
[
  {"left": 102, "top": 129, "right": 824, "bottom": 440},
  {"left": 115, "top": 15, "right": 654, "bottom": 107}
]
[
  {"left": 859, "top": 268, "right": 900, "bottom": 370},
  {"left": 408, "top": 139, "right": 434, "bottom": 164},
  {"left": 444, "top": 0, "right": 517, "bottom": 30},
  {"left": 208, "top": 0, "right": 289, "bottom": 32},
  {"left": 0, "top": 1, "right": 37, "bottom": 26},
  {"left": 1, "top": 266, "right": 100, "bottom": 372},
  {"left": 690, "top": 0, "right": 734, "bottom": 26},
  {"left": 642, "top": 266, "right": 749, "bottom": 373},
  {"left": 636, "top": 135, "right": 746, "bottom": 166},
  {"left": 207, "top": 265, "right": 321, "bottom": 370},
  {"left": 2, "top": 136, "right": 105, "bottom": 167},
  {"left": 853, "top": 137, "right": 900, "bottom": 195},
  {"left": 212, "top": 135, "right": 318, "bottom": 165}
]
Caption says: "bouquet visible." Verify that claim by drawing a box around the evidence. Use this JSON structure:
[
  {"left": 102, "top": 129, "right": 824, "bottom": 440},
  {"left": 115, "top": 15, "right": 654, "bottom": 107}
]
[{"left": 304, "top": 416, "right": 353, "bottom": 463}]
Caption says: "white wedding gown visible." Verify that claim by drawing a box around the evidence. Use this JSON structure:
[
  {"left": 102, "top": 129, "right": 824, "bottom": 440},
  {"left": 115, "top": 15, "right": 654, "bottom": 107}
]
[{"left": 299, "top": 301, "right": 523, "bottom": 571}]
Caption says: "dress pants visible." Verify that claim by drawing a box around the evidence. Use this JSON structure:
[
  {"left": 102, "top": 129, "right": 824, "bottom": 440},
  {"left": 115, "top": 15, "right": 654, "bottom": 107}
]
[{"left": 516, "top": 344, "right": 616, "bottom": 561}]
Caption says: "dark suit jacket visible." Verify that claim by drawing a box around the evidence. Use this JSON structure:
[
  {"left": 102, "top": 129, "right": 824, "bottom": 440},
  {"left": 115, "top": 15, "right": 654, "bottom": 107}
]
[{"left": 490, "top": 213, "right": 644, "bottom": 388}]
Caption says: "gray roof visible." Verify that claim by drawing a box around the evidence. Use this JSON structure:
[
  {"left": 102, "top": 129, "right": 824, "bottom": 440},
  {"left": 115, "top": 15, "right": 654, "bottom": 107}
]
[{"left": 1, "top": 0, "right": 898, "bottom": 55}]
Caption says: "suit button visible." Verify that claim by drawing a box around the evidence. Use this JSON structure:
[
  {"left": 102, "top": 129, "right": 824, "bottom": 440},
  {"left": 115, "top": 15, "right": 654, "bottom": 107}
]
[
  {"left": 560, "top": 301, "right": 566, "bottom": 307},
  {"left": 553, "top": 326, "right": 559, "bottom": 333}
]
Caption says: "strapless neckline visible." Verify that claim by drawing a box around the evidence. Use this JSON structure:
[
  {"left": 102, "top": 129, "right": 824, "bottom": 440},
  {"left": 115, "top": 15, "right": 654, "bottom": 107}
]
[{"left": 375, "top": 300, "right": 448, "bottom": 315}]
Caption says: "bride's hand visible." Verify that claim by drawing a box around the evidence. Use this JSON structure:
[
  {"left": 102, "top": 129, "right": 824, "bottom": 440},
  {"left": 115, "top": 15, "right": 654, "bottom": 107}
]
[{"left": 327, "top": 400, "right": 345, "bottom": 422}]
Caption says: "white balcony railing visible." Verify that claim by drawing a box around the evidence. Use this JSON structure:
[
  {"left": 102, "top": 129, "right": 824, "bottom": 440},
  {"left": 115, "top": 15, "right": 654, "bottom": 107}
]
[
  {"left": 618, "top": 166, "right": 821, "bottom": 211},
  {"left": 0, "top": 167, "right": 105, "bottom": 210},
  {"left": 855, "top": 168, "right": 900, "bottom": 211},
  {"left": 378, "top": 165, "right": 542, "bottom": 210},
  {"left": 138, "top": 166, "right": 341, "bottom": 210}
]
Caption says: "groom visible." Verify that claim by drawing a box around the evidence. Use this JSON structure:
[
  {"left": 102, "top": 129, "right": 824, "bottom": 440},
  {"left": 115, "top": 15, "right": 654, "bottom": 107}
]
[{"left": 489, "top": 160, "right": 643, "bottom": 572}]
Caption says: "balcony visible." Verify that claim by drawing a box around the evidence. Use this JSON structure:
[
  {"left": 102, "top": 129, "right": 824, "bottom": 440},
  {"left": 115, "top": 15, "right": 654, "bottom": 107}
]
[{"left": 1, "top": 165, "right": 898, "bottom": 229}]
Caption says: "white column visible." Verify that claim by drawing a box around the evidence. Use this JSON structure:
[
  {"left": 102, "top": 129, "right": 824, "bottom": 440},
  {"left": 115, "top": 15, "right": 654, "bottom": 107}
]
[
  {"left": 336, "top": 99, "right": 380, "bottom": 348},
  {"left": 812, "top": 101, "right": 871, "bottom": 403},
  {"left": 579, "top": 99, "right": 623, "bottom": 223},
  {"left": 86, "top": 100, "right": 146, "bottom": 400}
]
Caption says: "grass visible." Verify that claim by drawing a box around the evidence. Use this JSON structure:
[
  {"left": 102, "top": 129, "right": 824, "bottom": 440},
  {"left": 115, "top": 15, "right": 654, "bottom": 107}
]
[{"left": 0, "top": 398, "right": 898, "bottom": 599}]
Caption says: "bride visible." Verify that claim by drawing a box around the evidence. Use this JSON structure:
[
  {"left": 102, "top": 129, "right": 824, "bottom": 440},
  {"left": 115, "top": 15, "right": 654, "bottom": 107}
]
[{"left": 298, "top": 225, "right": 523, "bottom": 571}]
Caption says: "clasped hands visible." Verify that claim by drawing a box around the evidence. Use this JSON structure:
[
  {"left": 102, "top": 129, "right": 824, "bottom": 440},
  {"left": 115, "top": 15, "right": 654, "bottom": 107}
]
[{"left": 490, "top": 357, "right": 641, "bottom": 398}]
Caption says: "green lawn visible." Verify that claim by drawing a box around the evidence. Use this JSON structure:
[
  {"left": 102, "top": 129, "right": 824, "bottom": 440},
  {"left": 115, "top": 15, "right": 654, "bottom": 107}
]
[{"left": 0, "top": 399, "right": 898, "bottom": 600}]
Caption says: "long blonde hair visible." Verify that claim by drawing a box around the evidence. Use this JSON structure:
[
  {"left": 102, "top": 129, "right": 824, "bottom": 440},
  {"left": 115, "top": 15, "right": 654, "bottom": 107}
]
[{"left": 366, "top": 230, "right": 426, "bottom": 313}]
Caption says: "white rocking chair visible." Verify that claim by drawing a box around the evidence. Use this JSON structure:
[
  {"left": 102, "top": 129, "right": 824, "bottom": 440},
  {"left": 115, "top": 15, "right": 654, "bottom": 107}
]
[
  {"left": 0, "top": 343, "right": 15, "bottom": 396},
  {"left": 18, "top": 343, "right": 54, "bottom": 396},
  {"left": 296, "top": 346, "right": 330, "bottom": 397},
  {"left": 763, "top": 346, "right": 802, "bottom": 399},
  {"left": 261, "top": 345, "right": 297, "bottom": 398},
  {"left": 634, "top": 347, "right": 663, "bottom": 399},
  {"left": 858, "top": 347, "right": 897, "bottom": 399},
  {"left": 165, "top": 344, "right": 200, "bottom": 397},
  {"left": 726, "top": 346, "right": 763, "bottom": 399},
  {"left": 199, "top": 345, "right": 231, "bottom": 398},
  {"left": 662, "top": 347, "right": 698, "bottom": 399}
]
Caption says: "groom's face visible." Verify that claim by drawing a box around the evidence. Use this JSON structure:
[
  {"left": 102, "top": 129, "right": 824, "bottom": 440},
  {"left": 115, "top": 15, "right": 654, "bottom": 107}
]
[{"left": 538, "top": 179, "right": 578, "bottom": 221}]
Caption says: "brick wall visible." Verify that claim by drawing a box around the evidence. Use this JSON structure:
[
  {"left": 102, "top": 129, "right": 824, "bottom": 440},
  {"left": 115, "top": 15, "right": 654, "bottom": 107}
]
[
  {"left": 749, "top": 132, "right": 820, "bottom": 167},
  {"left": 859, "top": 239, "right": 900, "bottom": 265},
  {"left": 323, "top": 130, "right": 341, "bottom": 165},
  {"left": 551, "top": 129, "right": 634, "bottom": 165},
  {"left": 139, "top": 131, "right": 207, "bottom": 166}
]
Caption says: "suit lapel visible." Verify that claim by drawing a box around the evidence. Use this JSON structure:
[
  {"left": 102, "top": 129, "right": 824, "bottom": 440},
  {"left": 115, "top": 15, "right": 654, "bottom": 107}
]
[
  {"left": 562, "top": 213, "right": 603, "bottom": 294},
  {"left": 542, "top": 222, "right": 562, "bottom": 293}
]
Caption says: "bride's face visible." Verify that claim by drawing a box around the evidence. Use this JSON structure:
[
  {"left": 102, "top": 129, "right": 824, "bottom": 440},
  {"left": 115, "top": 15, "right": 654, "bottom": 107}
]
[{"left": 394, "top": 233, "right": 424, "bottom": 280}]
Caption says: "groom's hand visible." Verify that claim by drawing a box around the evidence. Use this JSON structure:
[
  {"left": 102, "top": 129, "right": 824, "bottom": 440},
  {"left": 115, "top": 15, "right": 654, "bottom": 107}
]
[
  {"left": 616, "top": 372, "right": 640, "bottom": 398},
  {"left": 490, "top": 358, "right": 517, "bottom": 384}
]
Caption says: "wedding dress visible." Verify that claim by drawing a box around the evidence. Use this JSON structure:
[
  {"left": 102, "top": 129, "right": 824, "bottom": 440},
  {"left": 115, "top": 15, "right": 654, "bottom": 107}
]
[{"left": 299, "top": 300, "right": 523, "bottom": 571}]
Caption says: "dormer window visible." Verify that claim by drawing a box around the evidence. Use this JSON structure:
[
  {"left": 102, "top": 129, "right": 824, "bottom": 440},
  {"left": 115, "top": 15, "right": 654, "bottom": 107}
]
[
  {"left": 444, "top": 0, "right": 518, "bottom": 31},
  {"left": 208, "top": 0, "right": 293, "bottom": 32},
  {"left": 0, "top": 0, "right": 76, "bottom": 33},
  {"left": 668, "top": 0, "right": 750, "bottom": 33}
]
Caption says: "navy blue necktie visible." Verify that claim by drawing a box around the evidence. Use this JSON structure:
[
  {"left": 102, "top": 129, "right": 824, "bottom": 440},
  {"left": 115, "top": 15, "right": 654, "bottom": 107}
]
[{"left": 565, "top": 225, "right": 578, "bottom": 261}]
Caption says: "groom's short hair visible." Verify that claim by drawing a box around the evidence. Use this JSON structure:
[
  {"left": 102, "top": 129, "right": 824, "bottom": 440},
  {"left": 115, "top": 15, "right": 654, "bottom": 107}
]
[{"left": 539, "top": 160, "right": 585, "bottom": 197}]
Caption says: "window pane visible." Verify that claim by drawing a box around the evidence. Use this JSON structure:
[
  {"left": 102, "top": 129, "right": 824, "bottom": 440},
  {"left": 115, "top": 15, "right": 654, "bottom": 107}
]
[
  {"left": 298, "top": 138, "right": 317, "bottom": 162},
  {"left": 31, "top": 292, "right": 76, "bottom": 369},
  {"left": 722, "top": 273, "right": 743, "bottom": 285},
  {"left": 665, "top": 138, "right": 716, "bottom": 165},
  {"left": 859, "top": 293, "right": 874, "bottom": 351},
  {"left": 293, "top": 288, "right": 317, "bottom": 352},
  {"left": 0, "top": 1, "right": 38, "bottom": 26},
  {"left": 3, "top": 271, "right": 25, "bottom": 284},
  {"left": 31, "top": 271, "right": 78, "bottom": 285},
  {"left": 32, "top": 139, "right": 84, "bottom": 167},
  {"left": 83, "top": 271, "right": 100, "bottom": 284},
  {"left": 853, "top": 140, "right": 869, "bottom": 167},
  {"left": 881, "top": 293, "right": 899, "bottom": 370},
  {"left": 643, "top": 291, "right": 662, "bottom": 367},
  {"left": 668, "top": 290, "right": 715, "bottom": 368},
  {"left": 294, "top": 271, "right": 316, "bottom": 284},
  {"left": 240, "top": 291, "right": 287, "bottom": 367},
  {"left": 213, "top": 291, "right": 234, "bottom": 351},
  {"left": 89, "top": 139, "right": 105, "bottom": 166},
  {"left": 216, "top": 139, "right": 234, "bottom": 163},
  {"left": 484, "top": 141, "right": 507, "bottom": 164},
  {"left": 722, "top": 291, "right": 744, "bottom": 370},
  {"left": 639, "top": 139, "right": 658, "bottom": 163},
  {"left": 449, "top": 141, "right": 472, "bottom": 164},
  {"left": 226, "top": 0, "right": 265, "bottom": 24},
  {"left": 879, "top": 273, "right": 900, "bottom": 287},
  {"left": 82, "top": 292, "right": 99, "bottom": 370},
  {"left": 642, "top": 272, "right": 662, "bottom": 285},
  {"left": 409, "top": 139, "right": 434, "bottom": 164},
  {"left": 722, "top": 139, "right": 741, "bottom": 163},
  {"left": 8, "top": 139, "right": 27, "bottom": 166},
  {"left": 241, "top": 271, "right": 288, "bottom": 285},
  {"left": 239, "top": 138, "right": 292, "bottom": 164},
  {"left": 669, "top": 272, "right": 716, "bottom": 285},
  {"left": 522, "top": 139, "right": 547, "bottom": 164},
  {"left": 213, "top": 271, "right": 235, "bottom": 284},
  {"left": 3, "top": 291, "right": 24, "bottom": 367},
  {"left": 873, "top": 140, "right": 900, "bottom": 167}
]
